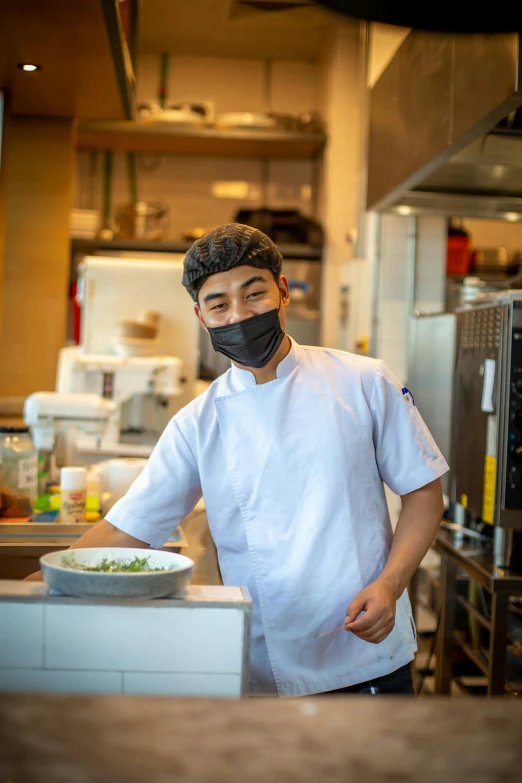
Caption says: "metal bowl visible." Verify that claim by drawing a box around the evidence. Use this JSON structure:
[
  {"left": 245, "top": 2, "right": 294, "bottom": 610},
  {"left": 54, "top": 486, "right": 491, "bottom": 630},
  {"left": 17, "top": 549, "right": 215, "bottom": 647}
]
[{"left": 40, "top": 548, "right": 194, "bottom": 599}]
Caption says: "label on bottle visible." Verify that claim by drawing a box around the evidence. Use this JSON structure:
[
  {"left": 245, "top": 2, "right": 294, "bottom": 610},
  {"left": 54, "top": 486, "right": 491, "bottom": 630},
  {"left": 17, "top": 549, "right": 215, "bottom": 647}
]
[
  {"left": 18, "top": 457, "right": 38, "bottom": 490},
  {"left": 60, "top": 490, "right": 87, "bottom": 524}
]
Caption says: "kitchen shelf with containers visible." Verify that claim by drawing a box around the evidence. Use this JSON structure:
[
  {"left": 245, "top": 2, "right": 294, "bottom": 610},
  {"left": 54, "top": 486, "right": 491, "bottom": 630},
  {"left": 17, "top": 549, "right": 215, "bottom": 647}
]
[
  {"left": 70, "top": 237, "right": 323, "bottom": 261},
  {"left": 73, "top": 105, "right": 326, "bottom": 255},
  {"left": 77, "top": 115, "right": 326, "bottom": 160}
]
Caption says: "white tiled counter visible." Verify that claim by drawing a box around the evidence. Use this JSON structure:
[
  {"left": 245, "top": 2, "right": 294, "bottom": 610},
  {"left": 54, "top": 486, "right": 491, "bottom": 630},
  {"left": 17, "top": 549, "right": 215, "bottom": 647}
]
[{"left": 0, "top": 581, "right": 252, "bottom": 697}]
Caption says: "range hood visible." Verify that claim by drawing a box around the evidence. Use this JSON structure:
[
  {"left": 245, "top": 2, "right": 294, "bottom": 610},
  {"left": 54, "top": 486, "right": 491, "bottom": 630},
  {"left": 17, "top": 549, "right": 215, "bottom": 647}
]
[{"left": 367, "top": 31, "right": 522, "bottom": 217}]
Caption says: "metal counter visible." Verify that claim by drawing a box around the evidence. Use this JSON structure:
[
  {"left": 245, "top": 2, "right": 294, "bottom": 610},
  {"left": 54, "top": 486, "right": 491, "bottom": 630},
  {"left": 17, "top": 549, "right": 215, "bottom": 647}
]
[
  {"left": 0, "top": 522, "right": 189, "bottom": 579},
  {"left": 435, "top": 522, "right": 522, "bottom": 593}
]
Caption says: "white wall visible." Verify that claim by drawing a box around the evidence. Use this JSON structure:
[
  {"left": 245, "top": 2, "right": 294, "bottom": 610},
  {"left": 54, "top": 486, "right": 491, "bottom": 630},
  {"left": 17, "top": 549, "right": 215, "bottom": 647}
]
[
  {"left": 136, "top": 56, "right": 321, "bottom": 116},
  {"left": 75, "top": 152, "right": 315, "bottom": 241},
  {"left": 327, "top": 22, "right": 410, "bottom": 354},
  {"left": 319, "top": 22, "right": 364, "bottom": 348},
  {"left": 375, "top": 214, "right": 411, "bottom": 381},
  {"left": 415, "top": 216, "right": 447, "bottom": 315},
  {"left": 370, "top": 213, "right": 446, "bottom": 523},
  {"left": 75, "top": 55, "right": 321, "bottom": 241},
  {"left": 373, "top": 214, "right": 446, "bottom": 382}
]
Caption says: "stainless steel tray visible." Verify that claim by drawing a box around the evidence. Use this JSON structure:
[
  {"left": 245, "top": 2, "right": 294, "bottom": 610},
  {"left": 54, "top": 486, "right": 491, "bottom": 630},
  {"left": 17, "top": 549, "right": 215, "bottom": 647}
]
[{"left": 0, "top": 522, "right": 189, "bottom": 556}]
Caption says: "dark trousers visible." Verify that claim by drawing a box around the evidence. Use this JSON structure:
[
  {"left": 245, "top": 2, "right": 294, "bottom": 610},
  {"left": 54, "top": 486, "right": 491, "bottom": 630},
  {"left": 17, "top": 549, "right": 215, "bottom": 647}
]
[{"left": 319, "top": 663, "right": 415, "bottom": 696}]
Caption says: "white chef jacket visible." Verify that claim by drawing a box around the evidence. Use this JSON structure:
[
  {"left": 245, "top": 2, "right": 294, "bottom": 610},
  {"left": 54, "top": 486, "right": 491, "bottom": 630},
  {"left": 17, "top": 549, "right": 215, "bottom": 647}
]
[{"left": 107, "top": 338, "right": 449, "bottom": 697}]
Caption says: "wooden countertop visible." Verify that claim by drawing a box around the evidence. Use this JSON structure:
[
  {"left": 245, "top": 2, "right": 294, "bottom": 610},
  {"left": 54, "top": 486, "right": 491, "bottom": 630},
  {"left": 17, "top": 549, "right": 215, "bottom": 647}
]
[{"left": 1, "top": 694, "right": 521, "bottom": 782}]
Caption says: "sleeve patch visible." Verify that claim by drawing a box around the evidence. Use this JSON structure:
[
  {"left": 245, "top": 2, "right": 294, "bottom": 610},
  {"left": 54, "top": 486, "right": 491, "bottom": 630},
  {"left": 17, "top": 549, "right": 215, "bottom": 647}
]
[{"left": 401, "top": 387, "right": 415, "bottom": 406}]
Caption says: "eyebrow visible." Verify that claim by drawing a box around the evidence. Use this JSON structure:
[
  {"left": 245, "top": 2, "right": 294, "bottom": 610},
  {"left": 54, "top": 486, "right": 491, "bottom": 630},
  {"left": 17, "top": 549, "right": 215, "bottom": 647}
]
[{"left": 202, "top": 275, "right": 267, "bottom": 304}]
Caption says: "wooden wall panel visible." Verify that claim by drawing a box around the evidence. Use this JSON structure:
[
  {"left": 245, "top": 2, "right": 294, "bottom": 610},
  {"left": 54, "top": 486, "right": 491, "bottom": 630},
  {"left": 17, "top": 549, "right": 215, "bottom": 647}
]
[
  {"left": 0, "top": 92, "right": 10, "bottom": 351},
  {"left": 0, "top": 116, "right": 76, "bottom": 398}
]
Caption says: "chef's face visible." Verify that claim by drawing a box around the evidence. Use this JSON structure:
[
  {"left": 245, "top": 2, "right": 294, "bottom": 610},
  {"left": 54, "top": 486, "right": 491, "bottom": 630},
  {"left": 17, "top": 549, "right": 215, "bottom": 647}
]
[{"left": 195, "top": 265, "right": 290, "bottom": 330}]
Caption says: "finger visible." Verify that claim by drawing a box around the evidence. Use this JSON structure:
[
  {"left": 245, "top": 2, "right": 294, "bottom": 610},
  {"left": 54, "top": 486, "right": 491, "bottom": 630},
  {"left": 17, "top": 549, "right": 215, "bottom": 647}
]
[
  {"left": 345, "top": 595, "right": 368, "bottom": 624},
  {"left": 360, "top": 634, "right": 385, "bottom": 645},
  {"left": 360, "top": 630, "right": 393, "bottom": 644},
  {"left": 346, "top": 607, "right": 389, "bottom": 633},
  {"left": 349, "top": 617, "right": 391, "bottom": 639},
  {"left": 353, "top": 631, "right": 387, "bottom": 645},
  {"left": 352, "top": 623, "right": 394, "bottom": 644}
]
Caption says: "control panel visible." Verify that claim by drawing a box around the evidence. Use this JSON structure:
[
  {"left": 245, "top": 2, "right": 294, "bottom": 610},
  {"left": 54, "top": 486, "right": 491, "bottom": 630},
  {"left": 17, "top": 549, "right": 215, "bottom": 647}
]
[{"left": 506, "top": 301, "right": 522, "bottom": 508}]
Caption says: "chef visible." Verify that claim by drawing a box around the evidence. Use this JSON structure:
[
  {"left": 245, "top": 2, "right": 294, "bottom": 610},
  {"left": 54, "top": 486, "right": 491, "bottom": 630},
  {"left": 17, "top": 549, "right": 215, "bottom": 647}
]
[{"left": 33, "top": 223, "right": 449, "bottom": 696}]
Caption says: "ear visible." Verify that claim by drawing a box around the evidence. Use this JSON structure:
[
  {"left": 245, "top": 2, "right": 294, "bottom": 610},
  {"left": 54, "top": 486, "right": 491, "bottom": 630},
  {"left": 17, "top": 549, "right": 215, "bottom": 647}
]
[
  {"left": 194, "top": 305, "right": 208, "bottom": 332},
  {"left": 279, "top": 275, "right": 290, "bottom": 306}
]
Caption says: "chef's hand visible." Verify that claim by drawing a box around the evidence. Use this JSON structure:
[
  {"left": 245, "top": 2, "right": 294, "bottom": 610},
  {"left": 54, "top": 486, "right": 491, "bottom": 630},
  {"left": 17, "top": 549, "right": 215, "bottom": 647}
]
[{"left": 344, "top": 578, "right": 397, "bottom": 644}]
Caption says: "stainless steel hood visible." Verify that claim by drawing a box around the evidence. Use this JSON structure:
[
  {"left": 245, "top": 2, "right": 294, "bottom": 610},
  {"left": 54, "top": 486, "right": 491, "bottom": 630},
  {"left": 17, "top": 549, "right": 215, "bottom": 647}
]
[{"left": 367, "top": 32, "right": 522, "bottom": 217}]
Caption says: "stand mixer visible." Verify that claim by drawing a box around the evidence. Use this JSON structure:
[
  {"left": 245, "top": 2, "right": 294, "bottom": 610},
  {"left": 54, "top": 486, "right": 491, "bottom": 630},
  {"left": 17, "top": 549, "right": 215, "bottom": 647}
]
[{"left": 23, "top": 254, "right": 198, "bottom": 468}]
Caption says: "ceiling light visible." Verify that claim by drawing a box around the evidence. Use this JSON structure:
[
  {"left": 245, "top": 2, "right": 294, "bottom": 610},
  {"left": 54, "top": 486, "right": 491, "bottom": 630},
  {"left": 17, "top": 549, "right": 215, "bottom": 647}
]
[
  {"left": 396, "top": 206, "right": 412, "bottom": 216},
  {"left": 18, "top": 63, "right": 41, "bottom": 72},
  {"left": 504, "top": 212, "right": 520, "bottom": 222}
]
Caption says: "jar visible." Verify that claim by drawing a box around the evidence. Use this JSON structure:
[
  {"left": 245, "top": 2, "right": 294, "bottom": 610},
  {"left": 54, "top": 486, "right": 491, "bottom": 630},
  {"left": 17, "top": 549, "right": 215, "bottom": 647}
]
[{"left": 0, "top": 427, "right": 38, "bottom": 518}]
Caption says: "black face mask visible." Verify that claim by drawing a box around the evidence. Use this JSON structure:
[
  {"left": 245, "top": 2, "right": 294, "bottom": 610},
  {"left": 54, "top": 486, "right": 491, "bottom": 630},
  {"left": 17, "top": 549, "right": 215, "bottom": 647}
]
[{"left": 206, "top": 302, "right": 285, "bottom": 369}]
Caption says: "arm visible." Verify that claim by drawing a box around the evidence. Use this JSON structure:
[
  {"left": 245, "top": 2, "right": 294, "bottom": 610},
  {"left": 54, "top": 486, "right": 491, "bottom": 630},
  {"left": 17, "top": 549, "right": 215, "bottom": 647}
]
[
  {"left": 345, "top": 477, "right": 444, "bottom": 643},
  {"left": 25, "top": 520, "right": 150, "bottom": 581},
  {"left": 26, "top": 415, "right": 202, "bottom": 582}
]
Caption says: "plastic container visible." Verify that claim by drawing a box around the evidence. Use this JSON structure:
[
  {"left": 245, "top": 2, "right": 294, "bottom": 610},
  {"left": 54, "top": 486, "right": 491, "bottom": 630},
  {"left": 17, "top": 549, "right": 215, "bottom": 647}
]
[
  {"left": 447, "top": 223, "right": 471, "bottom": 276},
  {"left": 0, "top": 427, "right": 38, "bottom": 518},
  {"left": 60, "top": 467, "right": 87, "bottom": 524}
]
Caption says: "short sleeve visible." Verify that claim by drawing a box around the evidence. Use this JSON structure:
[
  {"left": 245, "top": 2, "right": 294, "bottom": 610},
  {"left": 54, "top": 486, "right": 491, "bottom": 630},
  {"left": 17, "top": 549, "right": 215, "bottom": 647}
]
[
  {"left": 106, "top": 416, "right": 202, "bottom": 548},
  {"left": 370, "top": 361, "right": 449, "bottom": 496}
]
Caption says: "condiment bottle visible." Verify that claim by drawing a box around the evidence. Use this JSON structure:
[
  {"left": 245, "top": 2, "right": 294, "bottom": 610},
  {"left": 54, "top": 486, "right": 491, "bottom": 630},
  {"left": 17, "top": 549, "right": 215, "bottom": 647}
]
[{"left": 60, "top": 467, "right": 87, "bottom": 524}]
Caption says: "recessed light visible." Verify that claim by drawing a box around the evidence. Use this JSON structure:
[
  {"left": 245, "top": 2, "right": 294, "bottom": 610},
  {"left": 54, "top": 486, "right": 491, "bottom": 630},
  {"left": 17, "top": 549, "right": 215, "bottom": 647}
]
[
  {"left": 396, "top": 206, "right": 412, "bottom": 216},
  {"left": 18, "top": 63, "right": 41, "bottom": 72},
  {"left": 504, "top": 212, "right": 520, "bottom": 222}
]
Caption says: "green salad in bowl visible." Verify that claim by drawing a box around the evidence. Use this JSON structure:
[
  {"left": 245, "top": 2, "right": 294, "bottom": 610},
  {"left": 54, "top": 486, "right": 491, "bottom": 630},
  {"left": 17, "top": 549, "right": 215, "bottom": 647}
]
[
  {"left": 40, "top": 547, "right": 194, "bottom": 598},
  {"left": 61, "top": 553, "right": 175, "bottom": 573}
]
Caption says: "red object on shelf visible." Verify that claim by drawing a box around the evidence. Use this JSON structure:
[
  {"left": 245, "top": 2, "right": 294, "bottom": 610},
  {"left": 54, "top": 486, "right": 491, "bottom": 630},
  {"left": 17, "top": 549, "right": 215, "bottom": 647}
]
[
  {"left": 446, "top": 233, "right": 471, "bottom": 276},
  {"left": 70, "top": 282, "right": 81, "bottom": 345}
]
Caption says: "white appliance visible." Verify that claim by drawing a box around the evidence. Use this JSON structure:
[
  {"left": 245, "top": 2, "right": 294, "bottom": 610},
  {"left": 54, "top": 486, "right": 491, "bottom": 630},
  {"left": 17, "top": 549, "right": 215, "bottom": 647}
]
[
  {"left": 74, "top": 254, "right": 199, "bottom": 422},
  {"left": 24, "top": 392, "right": 120, "bottom": 468},
  {"left": 34, "top": 254, "right": 200, "bottom": 464},
  {"left": 26, "top": 351, "right": 183, "bottom": 468}
]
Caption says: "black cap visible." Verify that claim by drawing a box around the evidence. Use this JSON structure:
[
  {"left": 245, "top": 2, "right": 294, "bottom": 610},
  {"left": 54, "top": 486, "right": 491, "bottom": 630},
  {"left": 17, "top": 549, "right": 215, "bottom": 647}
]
[{"left": 182, "top": 223, "right": 283, "bottom": 302}]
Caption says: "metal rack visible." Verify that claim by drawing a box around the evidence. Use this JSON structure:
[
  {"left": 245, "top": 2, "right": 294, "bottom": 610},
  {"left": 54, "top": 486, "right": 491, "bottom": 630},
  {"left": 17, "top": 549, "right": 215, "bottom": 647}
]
[{"left": 434, "top": 523, "right": 522, "bottom": 696}]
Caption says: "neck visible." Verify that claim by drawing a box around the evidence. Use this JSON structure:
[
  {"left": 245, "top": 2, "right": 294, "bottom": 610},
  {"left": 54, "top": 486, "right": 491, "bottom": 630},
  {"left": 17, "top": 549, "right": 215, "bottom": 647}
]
[{"left": 234, "top": 334, "right": 291, "bottom": 384}]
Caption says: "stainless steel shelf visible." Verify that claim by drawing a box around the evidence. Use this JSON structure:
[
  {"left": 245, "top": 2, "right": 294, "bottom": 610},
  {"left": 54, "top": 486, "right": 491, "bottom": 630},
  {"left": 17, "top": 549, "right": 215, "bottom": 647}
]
[
  {"left": 0, "top": 523, "right": 188, "bottom": 556},
  {"left": 70, "top": 238, "right": 323, "bottom": 260}
]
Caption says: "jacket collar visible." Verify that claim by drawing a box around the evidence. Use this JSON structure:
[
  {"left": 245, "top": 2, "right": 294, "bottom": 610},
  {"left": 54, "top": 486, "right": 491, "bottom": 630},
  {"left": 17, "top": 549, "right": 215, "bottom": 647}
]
[{"left": 229, "top": 336, "right": 303, "bottom": 389}]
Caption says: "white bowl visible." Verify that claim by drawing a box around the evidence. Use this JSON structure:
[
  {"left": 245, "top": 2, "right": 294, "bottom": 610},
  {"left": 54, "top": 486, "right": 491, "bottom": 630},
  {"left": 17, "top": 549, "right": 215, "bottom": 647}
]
[
  {"left": 118, "top": 320, "right": 158, "bottom": 339},
  {"left": 40, "top": 547, "right": 194, "bottom": 599},
  {"left": 140, "top": 107, "right": 205, "bottom": 126},
  {"left": 112, "top": 336, "right": 159, "bottom": 357},
  {"left": 216, "top": 112, "right": 277, "bottom": 130}
]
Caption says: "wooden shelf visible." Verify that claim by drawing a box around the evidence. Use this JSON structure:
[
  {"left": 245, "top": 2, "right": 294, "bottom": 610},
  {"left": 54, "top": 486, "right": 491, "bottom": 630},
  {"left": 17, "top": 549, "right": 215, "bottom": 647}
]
[
  {"left": 77, "top": 121, "right": 326, "bottom": 159},
  {"left": 71, "top": 238, "right": 323, "bottom": 260}
]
